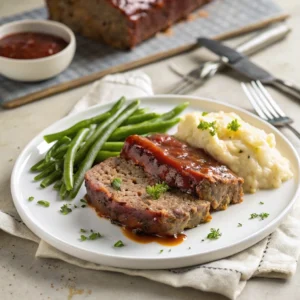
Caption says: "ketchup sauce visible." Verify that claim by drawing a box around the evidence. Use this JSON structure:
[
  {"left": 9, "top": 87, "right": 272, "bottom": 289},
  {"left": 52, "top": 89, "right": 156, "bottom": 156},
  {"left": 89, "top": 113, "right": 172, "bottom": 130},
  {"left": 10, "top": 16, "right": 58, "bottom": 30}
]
[{"left": 0, "top": 32, "right": 68, "bottom": 59}]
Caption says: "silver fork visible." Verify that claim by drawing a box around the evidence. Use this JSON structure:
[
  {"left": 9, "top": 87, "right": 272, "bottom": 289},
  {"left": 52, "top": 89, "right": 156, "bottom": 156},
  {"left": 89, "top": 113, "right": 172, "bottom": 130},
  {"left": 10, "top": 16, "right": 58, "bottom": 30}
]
[{"left": 241, "top": 81, "right": 300, "bottom": 139}]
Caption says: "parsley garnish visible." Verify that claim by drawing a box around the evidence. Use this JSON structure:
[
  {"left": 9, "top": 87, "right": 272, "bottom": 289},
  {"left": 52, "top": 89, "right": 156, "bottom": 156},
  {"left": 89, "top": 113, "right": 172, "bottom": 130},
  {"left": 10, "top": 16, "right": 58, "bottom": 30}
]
[
  {"left": 197, "top": 120, "right": 217, "bottom": 136},
  {"left": 37, "top": 200, "right": 50, "bottom": 207},
  {"left": 159, "top": 249, "right": 164, "bottom": 254},
  {"left": 238, "top": 223, "right": 242, "bottom": 227},
  {"left": 111, "top": 178, "right": 122, "bottom": 191},
  {"left": 80, "top": 235, "right": 87, "bottom": 241},
  {"left": 28, "top": 196, "right": 34, "bottom": 202},
  {"left": 239, "top": 150, "right": 243, "bottom": 153},
  {"left": 60, "top": 204, "right": 72, "bottom": 215},
  {"left": 259, "top": 202, "right": 264, "bottom": 205},
  {"left": 146, "top": 182, "right": 169, "bottom": 200},
  {"left": 259, "top": 213, "right": 269, "bottom": 220},
  {"left": 89, "top": 232, "right": 102, "bottom": 240},
  {"left": 114, "top": 240, "right": 125, "bottom": 247},
  {"left": 207, "top": 228, "right": 222, "bottom": 240},
  {"left": 202, "top": 112, "right": 209, "bottom": 116},
  {"left": 250, "top": 213, "right": 258, "bottom": 219},
  {"left": 80, "top": 229, "right": 86, "bottom": 233},
  {"left": 80, "top": 199, "right": 87, "bottom": 204},
  {"left": 81, "top": 205, "right": 86, "bottom": 208},
  {"left": 249, "top": 212, "right": 269, "bottom": 220},
  {"left": 227, "top": 119, "right": 241, "bottom": 131}
]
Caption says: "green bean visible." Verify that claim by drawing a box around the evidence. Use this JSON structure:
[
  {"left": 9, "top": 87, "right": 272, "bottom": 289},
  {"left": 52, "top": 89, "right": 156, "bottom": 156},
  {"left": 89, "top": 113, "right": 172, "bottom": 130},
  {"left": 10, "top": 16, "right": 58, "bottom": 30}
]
[
  {"left": 95, "top": 151, "right": 120, "bottom": 163},
  {"left": 122, "top": 112, "right": 160, "bottom": 125},
  {"left": 84, "top": 124, "right": 97, "bottom": 141},
  {"left": 131, "top": 108, "right": 148, "bottom": 116},
  {"left": 45, "top": 136, "right": 71, "bottom": 162},
  {"left": 152, "top": 102, "right": 189, "bottom": 122},
  {"left": 34, "top": 163, "right": 56, "bottom": 181},
  {"left": 74, "top": 97, "right": 126, "bottom": 165},
  {"left": 70, "top": 100, "right": 140, "bottom": 199},
  {"left": 53, "top": 180, "right": 63, "bottom": 191},
  {"left": 44, "top": 112, "right": 109, "bottom": 144},
  {"left": 53, "top": 144, "right": 69, "bottom": 158},
  {"left": 109, "top": 117, "right": 180, "bottom": 141},
  {"left": 101, "top": 142, "right": 124, "bottom": 152},
  {"left": 40, "top": 170, "right": 62, "bottom": 188},
  {"left": 31, "top": 159, "right": 45, "bottom": 171},
  {"left": 64, "top": 128, "right": 90, "bottom": 191},
  {"left": 59, "top": 183, "right": 68, "bottom": 200}
]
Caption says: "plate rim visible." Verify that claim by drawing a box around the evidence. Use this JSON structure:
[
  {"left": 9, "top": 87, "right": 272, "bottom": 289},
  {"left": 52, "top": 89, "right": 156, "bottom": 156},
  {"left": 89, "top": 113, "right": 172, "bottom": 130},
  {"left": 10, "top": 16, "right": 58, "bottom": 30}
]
[{"left": 11, "top": 95, "right": 300, "bottom": 269}]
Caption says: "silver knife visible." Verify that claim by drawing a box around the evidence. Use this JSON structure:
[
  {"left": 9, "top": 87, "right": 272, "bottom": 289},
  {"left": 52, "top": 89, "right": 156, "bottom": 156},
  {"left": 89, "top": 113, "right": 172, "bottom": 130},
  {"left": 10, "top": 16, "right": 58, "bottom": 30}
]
[
  {"left": 197, "top": 33, "right": 300, "bottom": 100},
  {"left": 168, "top": 23, "right": 291, "bottom": 94}
]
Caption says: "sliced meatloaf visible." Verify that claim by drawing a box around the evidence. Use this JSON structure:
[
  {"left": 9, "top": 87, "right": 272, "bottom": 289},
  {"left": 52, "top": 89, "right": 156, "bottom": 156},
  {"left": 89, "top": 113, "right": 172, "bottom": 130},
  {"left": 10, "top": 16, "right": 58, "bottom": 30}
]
[
  {"left": 121, "top": 134, "right": 244, "bottom": 210},
  {"left": 46, "top": 0, "right": 211, "bottom": 49},
  {"left": 85, "top": 157, "right": 211, "bottom": 236}
]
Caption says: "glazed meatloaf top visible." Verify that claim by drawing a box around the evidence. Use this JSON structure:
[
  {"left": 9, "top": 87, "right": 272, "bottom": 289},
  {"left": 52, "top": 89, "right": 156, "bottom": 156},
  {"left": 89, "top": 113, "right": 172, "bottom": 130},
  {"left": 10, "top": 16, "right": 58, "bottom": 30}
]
[
  {"left": 121, "top": 134, "right": 244, "bottom": 210},
  {"left": 85, "top": 157, "right": 211, "bottom": 236}
]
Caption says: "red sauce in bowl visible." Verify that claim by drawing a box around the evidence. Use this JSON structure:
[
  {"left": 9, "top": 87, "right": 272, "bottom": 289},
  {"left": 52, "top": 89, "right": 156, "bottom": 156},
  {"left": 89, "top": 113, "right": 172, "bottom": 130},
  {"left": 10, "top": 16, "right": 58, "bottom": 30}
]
[{"left": 0, "top": 32, "right": 68, "bottom": 59}]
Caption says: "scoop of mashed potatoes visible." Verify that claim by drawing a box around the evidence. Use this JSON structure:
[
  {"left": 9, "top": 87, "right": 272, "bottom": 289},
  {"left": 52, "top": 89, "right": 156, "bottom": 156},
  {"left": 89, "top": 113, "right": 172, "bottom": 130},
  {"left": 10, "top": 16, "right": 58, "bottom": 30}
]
[{"left": 176, "top": 111, "right": 293, "bottom": 193}]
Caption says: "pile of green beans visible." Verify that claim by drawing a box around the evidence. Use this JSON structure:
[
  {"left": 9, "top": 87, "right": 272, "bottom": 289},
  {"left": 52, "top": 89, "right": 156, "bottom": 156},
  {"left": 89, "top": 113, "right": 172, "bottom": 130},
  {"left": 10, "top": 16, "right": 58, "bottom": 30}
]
[{"left": 30, "top": 98, "right": 189, "bottom": 199}]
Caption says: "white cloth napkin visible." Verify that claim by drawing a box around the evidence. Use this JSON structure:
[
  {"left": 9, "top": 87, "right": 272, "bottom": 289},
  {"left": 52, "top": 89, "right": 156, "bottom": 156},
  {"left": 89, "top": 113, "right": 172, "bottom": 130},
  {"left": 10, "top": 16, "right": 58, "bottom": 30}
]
[{"left": 1, "top": 71, "right": 300, "bottom": 300}]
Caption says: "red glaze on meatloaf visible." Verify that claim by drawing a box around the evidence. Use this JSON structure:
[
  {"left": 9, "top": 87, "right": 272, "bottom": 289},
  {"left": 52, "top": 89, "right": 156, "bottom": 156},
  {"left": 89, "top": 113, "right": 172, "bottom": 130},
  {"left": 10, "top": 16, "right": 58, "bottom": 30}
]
[
  {"left": 121, "top": 134, "right": 244, "bottom": 210},
  {"left": 46, "top": 0, "right": 211, "bottom": 48}
]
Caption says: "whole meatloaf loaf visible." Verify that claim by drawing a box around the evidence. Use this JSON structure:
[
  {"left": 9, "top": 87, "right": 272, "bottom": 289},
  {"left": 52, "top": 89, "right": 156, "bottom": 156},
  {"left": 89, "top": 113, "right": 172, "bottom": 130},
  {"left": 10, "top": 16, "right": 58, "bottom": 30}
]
[
  {"left": 121, "top": 134, "right": 244, "bottom": 210},
  {"left": 85, "top": 157, "right": 211, "bottom": 236},
  {"left": 46, "top": 0, "right": 211, "bottom": 49}
]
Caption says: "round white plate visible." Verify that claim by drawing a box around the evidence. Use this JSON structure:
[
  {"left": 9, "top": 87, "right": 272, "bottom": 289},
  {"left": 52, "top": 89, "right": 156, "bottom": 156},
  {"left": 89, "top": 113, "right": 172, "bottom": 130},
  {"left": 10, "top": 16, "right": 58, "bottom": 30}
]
[{"left": 11, "top": 96, "right": 300, "bottom": 269}]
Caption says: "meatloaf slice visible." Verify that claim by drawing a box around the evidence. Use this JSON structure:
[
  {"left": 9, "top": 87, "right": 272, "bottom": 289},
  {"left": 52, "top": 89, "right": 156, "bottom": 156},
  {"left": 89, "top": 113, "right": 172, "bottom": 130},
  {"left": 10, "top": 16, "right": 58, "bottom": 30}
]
[
  {"left": 121, "top": 134, "right": 244, "bottom": 210},
  {"left": 46, "top": 0, "right": 211, "bottom": 49},
  {"left": 85, "top": 157, "right": 211, "bottom": 236}
]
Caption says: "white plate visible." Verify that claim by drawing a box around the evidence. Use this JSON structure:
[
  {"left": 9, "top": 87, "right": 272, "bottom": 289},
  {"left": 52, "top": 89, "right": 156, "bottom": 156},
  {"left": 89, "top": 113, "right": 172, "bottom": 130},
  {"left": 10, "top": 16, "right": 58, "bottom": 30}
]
[{"left": 11, "top": 96, "right": 300, "bottom": 269}]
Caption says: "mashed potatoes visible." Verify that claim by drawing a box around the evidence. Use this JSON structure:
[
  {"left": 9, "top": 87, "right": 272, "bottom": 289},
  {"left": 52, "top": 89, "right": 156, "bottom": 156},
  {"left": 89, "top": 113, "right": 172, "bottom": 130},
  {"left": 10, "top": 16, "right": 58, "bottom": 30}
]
[{"left": 176, "top": 111, "right": 293, "bottom": 193}]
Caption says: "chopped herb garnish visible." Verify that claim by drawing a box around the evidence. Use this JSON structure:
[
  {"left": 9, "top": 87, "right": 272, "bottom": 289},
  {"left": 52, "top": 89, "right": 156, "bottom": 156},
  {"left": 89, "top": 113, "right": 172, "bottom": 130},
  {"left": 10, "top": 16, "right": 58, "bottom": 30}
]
[
  {"left": 197, "top": 120, "right": 217, "bottom": 136},
  {"left": 28, "top": 196, "right": 34, "bottom": 202},
  {"left": 201, "top": 239, "right": 205, "bottom": 242},
  {"left": 168, "top": 249, "right": 171, "bottom": 252},
  {"left": 74, "top": 205, "right": 78, "bottom": 208},
  {"left": 202, "top": 112, "right": 209, "bottom": 116},
  {"left": 259, "top": 202, "right": 264, "bottom": 205},
  {"left": 248, "top": 155, "right": 250, "bottom": 159},
  {"left": 80, "top": 235, "right": 87, "bottom": 241},
  {"left": 89, "top": 232, "right": 101, "bottom": 240},
  {"left": 249, "top": 212, "right": 269, "bottom": 220},
  {"left": 188, "top": 247, "right": 191, "bottom": 250},
  {"left": 159, "top": 249, "right": 164, "bottom": 254},
  {"left": 60, "top": 204, "right": 72, "bottom": 215},
  {"left": 207, "top": 228, "right": 222, "bottom": 240},
  {"left": 239, "top": 150, "right": 243, "bottom": 153},
  {"left": 227, "top": 119, "right": 241, "bottom": 132},
  {"left": 259, "top": 212, "right": 269, "bottom": 220},
  {"left": 90, "top": 229, "right": 94, "bottom": 232},
  {"left": 111, "top": 178, "right": 122, "bottom": 191},
  {"left": 9, "top": 158, "right": 13, "bottom": 162},
  {"left": 146, "top": 182, "right": 169, "bottom": 200},
  {"left": 37, "top": 200, "right": 50, "bottom": 207},
  {"left": 238, "top": 223, "right": 242, "bottom": 227},
  {"left": 114, "top": 240, "right": 125, "bottom": 247},
  {"left": 80, "top": 198, "right": 87, "bottom": 204},
  {"left": 250, "top": 213, "right": 258, "bottom": 219},
  {"left": 81, "top": 205, "right": 86, "bottom": 208},
  {"left": 80, "top": 229, "right": 86, "bottom": 233}
]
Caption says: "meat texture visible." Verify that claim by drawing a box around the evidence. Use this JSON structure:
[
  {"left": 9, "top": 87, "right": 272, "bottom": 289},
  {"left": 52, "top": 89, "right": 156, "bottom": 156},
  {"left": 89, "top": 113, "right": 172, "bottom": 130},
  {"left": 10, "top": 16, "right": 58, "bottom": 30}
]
[
  {"left": 85, "top": 157, "right": 211, "bottom": 236},
  {"left": 46, "top": 0, "right": 211, "bottom": 49},
  {"left": 121, "top": 134, "right": 244, "bottom": 210}
]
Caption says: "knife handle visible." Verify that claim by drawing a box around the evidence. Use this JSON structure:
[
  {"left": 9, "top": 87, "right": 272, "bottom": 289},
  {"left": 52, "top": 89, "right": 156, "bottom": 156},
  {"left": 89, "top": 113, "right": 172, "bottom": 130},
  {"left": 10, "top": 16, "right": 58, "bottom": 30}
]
[
  {"left": 270, "top": 78, "right": 300, "bottom": 100},
  {"left": 236, "top": 23, "right": 291, "bottom": 56}
]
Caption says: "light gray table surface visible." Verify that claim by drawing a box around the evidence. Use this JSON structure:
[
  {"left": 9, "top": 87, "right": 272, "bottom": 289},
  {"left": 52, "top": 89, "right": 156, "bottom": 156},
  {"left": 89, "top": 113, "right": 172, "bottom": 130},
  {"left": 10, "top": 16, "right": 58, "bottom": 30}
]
[{"left": 1, "top": 1, "right": 300, "bottom": 299}]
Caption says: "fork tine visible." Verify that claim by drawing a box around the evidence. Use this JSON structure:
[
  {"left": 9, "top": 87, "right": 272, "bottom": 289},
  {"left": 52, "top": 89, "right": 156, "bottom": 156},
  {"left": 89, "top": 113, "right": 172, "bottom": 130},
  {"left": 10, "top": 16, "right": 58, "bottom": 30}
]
[
  {"left": 256, "top": 81, "right": 286, "bottom": 117},
  {"left": 249, "top": 81, "right": 274, "bottom": 119},
  {"left": 251, "top": 81, "right": 279, "bottom": 118},
  {"left": 167, "top": 79, "right": 192, "bottom": 94},
  {"left": 241, "top": 82, "right": 268, "bottom": 120}
]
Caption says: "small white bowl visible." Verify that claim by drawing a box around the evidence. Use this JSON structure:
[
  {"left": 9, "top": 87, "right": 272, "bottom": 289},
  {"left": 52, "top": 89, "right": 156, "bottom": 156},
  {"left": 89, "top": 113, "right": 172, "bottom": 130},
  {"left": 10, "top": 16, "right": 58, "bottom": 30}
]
[{"left": 0, "top": 19, "right": 76, "bottom": 82}]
